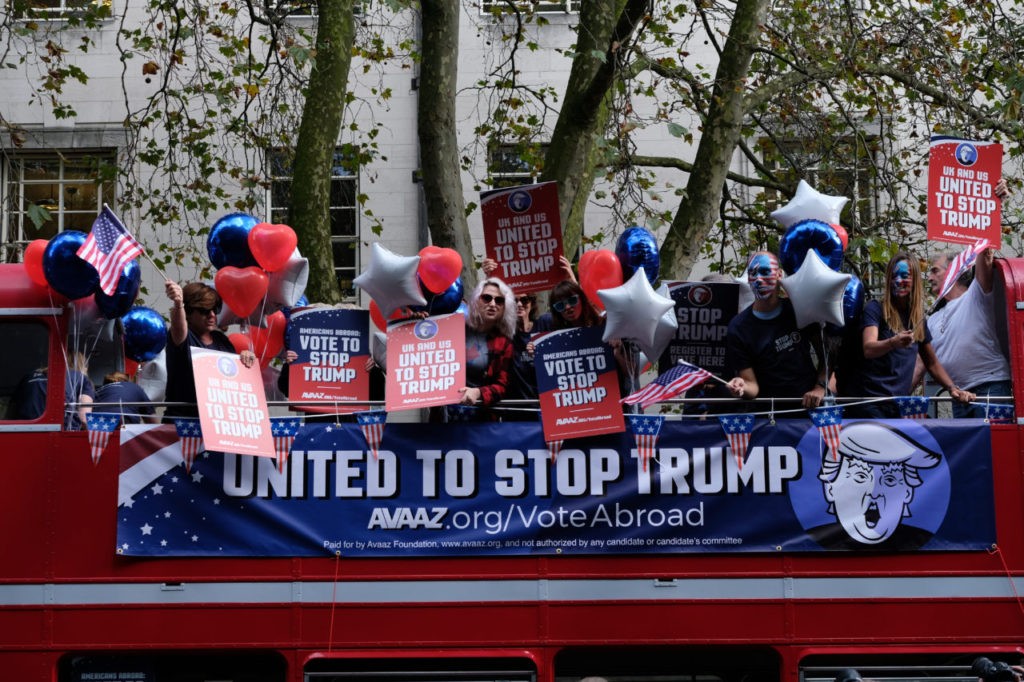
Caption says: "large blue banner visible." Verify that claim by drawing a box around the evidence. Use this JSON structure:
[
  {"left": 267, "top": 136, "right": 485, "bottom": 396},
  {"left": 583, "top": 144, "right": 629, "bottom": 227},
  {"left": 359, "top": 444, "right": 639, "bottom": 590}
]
[{"left": 116, "top": 419, "right": 995, "bottom": 556}]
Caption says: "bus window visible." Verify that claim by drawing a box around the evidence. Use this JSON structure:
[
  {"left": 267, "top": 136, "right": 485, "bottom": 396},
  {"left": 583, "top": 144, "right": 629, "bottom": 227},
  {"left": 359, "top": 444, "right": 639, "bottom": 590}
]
[
  {"left": 800, "top": 654, "right": 1021, "bottom": 682},
  {"left": 59, "top": 651, "right": 287, "bottom": 682},
  {"left": 1, "top": 321, "right": 50, "bottom": 421},
  {"left": 555, "top": 646, "right": 780, "bottom": 682},
  {"left": 304, "top": 658, "right": 537, "bottom": 682}
]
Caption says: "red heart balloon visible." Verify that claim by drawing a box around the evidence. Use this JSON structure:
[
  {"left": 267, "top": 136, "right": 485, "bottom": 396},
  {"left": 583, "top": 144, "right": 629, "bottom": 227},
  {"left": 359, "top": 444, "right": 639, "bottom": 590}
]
[
  {"left": 830, "top": 223, "right": 849, "bottom": 251},
  {"left": 248, "top": 222, "right": 298, "bottom": 273},
  {"left": 369, "top": 299, "right": 407, "bottom": 330},
  {"left": 228, "top": 332, "right": 251, "bottom": 355},
  {"left": 23, "top": 239, "right": 49, "bottom": 288},
  {"left": 418, "top": 246, "right": 463, "bottom": 294},
  {"left": 215, "top": 266, "right": 270, "bottom": 318},
  {"left": 250, "top": 310, "right": 286, "bottom": 367},
  {"left": 578, "top": 249, "right": 623, "bottom": 311}
]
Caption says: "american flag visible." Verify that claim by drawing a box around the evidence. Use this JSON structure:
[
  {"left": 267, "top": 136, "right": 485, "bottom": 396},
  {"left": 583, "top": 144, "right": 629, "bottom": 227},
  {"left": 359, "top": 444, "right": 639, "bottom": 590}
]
[
  {"left": 271, "top": 417, "right": 302, "bottom": 472},
  {"left": 356, "top": 410, "right": 387, "bottom": 459},
  {"left": 894, "top": 396, "right": 930, "bottom": 419},
  {"left": 976, "top": 402, "right": 1015, "bottom": 422},
  {"left": 173, "top": 418, "right": 204, "bottom": 472},
  {"left": 627, "top": 413, "right": 665, "bottom": 471},
  {"left": 936, "top": 238, "right": 989, "bottom": 303},
  {"left": 810, "top": 405, "right": 844, "bottom": 460},
  {"left": 85, "top": 412, "right": 121, "bottom": 465},
  {"left": 718, "top": 414, "right": 755, "bottom": 468},
  {"left": 621, "top": 360, "right": 713, "bottom": 409},
  {"left": 76, "top": 205, "right": 145, "bottom": 296}
]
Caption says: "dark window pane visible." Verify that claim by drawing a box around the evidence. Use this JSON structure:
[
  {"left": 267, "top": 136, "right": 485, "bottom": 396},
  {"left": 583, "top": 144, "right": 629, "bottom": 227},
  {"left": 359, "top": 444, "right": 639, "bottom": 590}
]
[
  {"left": 330, "top": 178, "right": 356, "bottom": 207},
  {"left": 271, "top": 180, "right": 292, "bottom": 207},
  {"left": 330, "top": 209, "right": 356, "bottom": 237}
]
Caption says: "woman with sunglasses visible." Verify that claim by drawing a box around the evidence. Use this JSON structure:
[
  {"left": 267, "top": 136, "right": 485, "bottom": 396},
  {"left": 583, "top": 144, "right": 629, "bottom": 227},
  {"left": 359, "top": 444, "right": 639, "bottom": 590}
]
[
  {"left": 537, "top": 280, "right": 602, "bottom": 330},
  {"left": 454, "top": 277, "right": 517, "bottom": 417},
  {"left": 164, "top": 279, "right": 256, "bottom": 419},
  {"left": 841, "top": 252, "right": 973, "bottom": 418}
]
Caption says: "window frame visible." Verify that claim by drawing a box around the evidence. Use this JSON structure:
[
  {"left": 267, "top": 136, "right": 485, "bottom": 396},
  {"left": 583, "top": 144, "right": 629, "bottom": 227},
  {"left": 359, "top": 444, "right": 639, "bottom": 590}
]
[
  {"left": 479, "top": 0, "right": 579, "bottom": 15},
  {"left": 486, "top": 143, "right": 549, "bottom": 189}
]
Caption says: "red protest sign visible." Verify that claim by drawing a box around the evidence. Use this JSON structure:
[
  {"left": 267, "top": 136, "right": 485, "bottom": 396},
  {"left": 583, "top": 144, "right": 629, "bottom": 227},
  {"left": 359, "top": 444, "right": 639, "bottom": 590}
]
[
  {"left": 927, "top": 137, "right": 1003, "bottom": 248},
  {"left": 385, "top": 312, "right": 466, "bottom": 411},
  {"left": 191, "top": 348, "right": 275, "bottom": 458},
  {"left": 480, "top": 181, "right": 565, "bottom": 293}
]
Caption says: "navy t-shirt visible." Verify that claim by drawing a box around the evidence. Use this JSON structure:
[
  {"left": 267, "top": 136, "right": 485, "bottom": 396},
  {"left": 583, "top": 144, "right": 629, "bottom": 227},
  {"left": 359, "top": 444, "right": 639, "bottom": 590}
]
[
  {"left": 95, "top": 381, "right": 155, "bottom": 423},
  {"left": 164, "top": 329, "right": 235, "bottom": 418},
  {"left": 725, "top": 299, "right": 818, "bottom": 399},
  {"left": 10, "top": 368, "right": 96, "bottom": 430},
  {"left": 855, "top": 299, "right": 932, "bottom": 398}
]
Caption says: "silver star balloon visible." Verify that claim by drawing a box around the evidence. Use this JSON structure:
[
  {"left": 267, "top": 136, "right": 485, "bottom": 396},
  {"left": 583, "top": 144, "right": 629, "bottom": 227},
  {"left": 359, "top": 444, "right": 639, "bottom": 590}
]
[
  {"left": 353, "top": 243, "right": 427, "bottom": 318},
  {"left": 634, "top": 282, "right": 679, "bottom": 362},
  {"left": 780, "top": 248, "right": 851, "bottom": 329},
  {"left": 598, "top": 268, "right": 675, "bottom": 346},
  {"left": 770, "top": 179, "right": 849, "bottom": 228}
]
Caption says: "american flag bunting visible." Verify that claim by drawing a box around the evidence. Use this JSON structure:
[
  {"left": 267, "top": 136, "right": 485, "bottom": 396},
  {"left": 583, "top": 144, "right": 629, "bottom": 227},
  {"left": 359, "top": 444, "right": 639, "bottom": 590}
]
[
  {"left": 621, "top": 360, "right": 713, "bottom": 409},
  {"left": 628, "top": 413, "right": 665, "bottom": 471},
  {"left": 85, "top": 412, "right": 121, "bottom": 465},
  {"left": 718, "top": 414, "right": 755, "bottom": 468},
  {"left": 976, "top": 402, "right": 1015, "bottom": 422},
  {"left": 356, "top": 410, "right": 387, "bottom": 459},
  {"left": 894, "top": 396, "right": 930, "bottom": 419},
  {"left": 173, "top": 418, "right": 204, "bottom": 472},
  {"left": 270, "top": 417, "right": 302, "bottom": 472},
  {"left": 546, "top": 439, "right": 564, "bottom": 462},
  {"left": 76, "top": 205, "right": 145, "bottom": 296},
  {"left": 810, "top": 405, "right": 844, "bottom": 460}
]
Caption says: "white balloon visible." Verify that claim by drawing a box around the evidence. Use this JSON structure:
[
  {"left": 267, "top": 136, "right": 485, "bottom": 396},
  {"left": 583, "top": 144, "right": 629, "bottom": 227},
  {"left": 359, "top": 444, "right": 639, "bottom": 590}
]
[
  {"left": 598, "top": 268, "right": 675, "bottom": 347},
  {"left": 352, "top": 243, "right": 427, "bottom": 318},
  {"left": 635, "top": 282, "right": 679, "bottom": 362},
  {"left": 770, "top": 179, "right": 849, "bottom": 228},
  {"left": 371, "top": 330, "right": 387, "bottom": 372},
  {"left": 136, "top": 348, "right": 167, "bottom": 403},
  {"left": 780, "top": 249, "right": 851, "bottom": 329},
  {"left": 267, "top": 248, "right": 309, "bottom": 309}
]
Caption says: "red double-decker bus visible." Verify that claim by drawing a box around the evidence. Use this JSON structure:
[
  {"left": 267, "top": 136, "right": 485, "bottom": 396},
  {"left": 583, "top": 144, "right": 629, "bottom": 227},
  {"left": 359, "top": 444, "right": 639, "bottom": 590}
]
[{"left": 1, "top": 260, "right": 1022, "bottom": 682}]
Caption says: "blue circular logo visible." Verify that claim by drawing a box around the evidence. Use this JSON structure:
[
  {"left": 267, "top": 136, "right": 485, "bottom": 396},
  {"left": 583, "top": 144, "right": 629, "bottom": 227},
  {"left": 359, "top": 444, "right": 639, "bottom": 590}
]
[
  {"left": 414, "top": 319, "right": 438, "bottom": 340},
  {"left": 687, "top": 284, "right": 713, "bottom": 306},
  {"left": 218, "top": 356, "right": 239, "bottom": 377},
  {"left": 507, "top": 190, "right": 532, "bottom": 213},
  {"left": 955, "top": 142, "right": 978, "bottom": 166}
]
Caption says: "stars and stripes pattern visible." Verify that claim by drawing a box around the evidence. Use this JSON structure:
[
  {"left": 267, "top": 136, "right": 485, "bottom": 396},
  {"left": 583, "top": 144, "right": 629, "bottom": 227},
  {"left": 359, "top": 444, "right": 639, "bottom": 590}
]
[
  {"left": 936, "top": 237, "right": 989, "bottom": 302},
  {"left": 975, "top": 402, "right": 1015, "bottom": 422},
  {"left": 628, "top": 414, "right": 665, "bottom": 471},
  {"left": 356, "top": 410, "right": 387, "bottom": 459},
  {"left": 621, "top": 360, "right": 713, "bottom": 409},
  {"left": 270, "top": 417, "right": 302, "bottom": 472},
  {"left": 718, "top": 414, "right": 755, "bottom": 468},
  {"left": 173, "top": 418, "right": 204, "bottom": 471},
  {"left": 894, "top": 396, "right": 930, "bottom": 419},
  {"left": 75, "top": 205, "right": 145, "bottom": 296},
  {"left": 546, "top": 439, "right": 564, "bottom": 462},
  {"left": 85, "top": 412, "right": 121, "bottom": 465},
  {"left": 810, "top": 405, "right": 844, "bottom": 460}
]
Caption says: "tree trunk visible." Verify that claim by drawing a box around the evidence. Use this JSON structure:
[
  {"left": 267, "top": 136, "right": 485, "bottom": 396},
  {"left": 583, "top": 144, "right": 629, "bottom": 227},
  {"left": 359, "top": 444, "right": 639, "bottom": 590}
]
[
  {"left": 658, "top": 0, "right": 770, "bottom": 280},
  {"left": 290, "top": 0, "right": 356, "bottom": 304},
  {"left": 419, "top": 0, "right": 476, "bottom": 287}
]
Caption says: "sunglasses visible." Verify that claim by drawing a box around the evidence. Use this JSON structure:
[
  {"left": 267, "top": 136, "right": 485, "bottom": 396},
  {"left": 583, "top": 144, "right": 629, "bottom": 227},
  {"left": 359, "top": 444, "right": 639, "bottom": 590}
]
[
  {"left": 515, "top": 296, "right": 533, "bottom": 305},
  {"left": 480, "top": 293, "right": 505, "bottom": 306},
  {"left": 189, "top": 304, "right": 222, "bottom": 316},
  {"left": 552, "top": 295, "right": 580, "bottom": 313}
]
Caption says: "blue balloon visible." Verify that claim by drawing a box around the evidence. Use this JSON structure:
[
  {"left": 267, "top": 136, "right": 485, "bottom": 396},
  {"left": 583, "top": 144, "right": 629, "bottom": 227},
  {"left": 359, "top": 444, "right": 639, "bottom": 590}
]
[
  {"left": 207, "top": 213, "right": 258, "bottom": 269},
  {"left": 779, "top": 219, "right": 844, "bottom": 275},
  {"left": 615, "top": 226, "right": 660, "bottom": 284},
  {"left": 122, "top": 306, "right": 168, "bottom": 362},
  {"left": 95, "top": 259, "right": 141, "bottom": 319},
  {"left": 411, "top": 277, "right": 464, "bottom": 316},
  {"left": 295, "top": 295, "right": 309, "bottom": 307},
  {"left": 825, "top": 273, "right": 866, "bottom": 336},
  {"left": 43, "top": 231, "right": 100, "bottom": 300}
]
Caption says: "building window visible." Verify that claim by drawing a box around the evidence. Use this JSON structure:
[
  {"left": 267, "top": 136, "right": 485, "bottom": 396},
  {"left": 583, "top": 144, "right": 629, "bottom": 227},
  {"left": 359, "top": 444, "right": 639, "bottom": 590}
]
[
  {"left": 2, "top": 150, "right": 116, "bottom": 263},
  {"left": 480, "top": 0, "right": 579, "bottom": 15},
  {"left": 487, "top": 143, "right": 548, "bottom": 189},
  {"left": 760, "top": 135, "right": 879, "bottom": 229},
  {"left": 279, "top": 1, "right": 362, "bottom": 19},
  {"left": 268, "top": 149, "right": 359, "bottom": 300},
  {"left": 11, "top": 0, "right": 111, "bottom": 19}
]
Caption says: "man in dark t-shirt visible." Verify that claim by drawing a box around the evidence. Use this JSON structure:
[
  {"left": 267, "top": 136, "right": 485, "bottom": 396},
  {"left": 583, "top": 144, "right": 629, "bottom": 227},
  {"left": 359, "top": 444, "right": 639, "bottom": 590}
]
[{"left": 725, "top": 251, "right": 827, "bottom": 408}]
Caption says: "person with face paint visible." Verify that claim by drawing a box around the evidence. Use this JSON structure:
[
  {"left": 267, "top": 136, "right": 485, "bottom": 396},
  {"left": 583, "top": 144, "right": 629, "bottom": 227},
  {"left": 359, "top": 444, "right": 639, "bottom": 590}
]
[
  {"left": 843, "top": 252, "right": 973, "bottom": 418},
  {"left": 725, "top": 251, "right": 828, "bottom": 409}
]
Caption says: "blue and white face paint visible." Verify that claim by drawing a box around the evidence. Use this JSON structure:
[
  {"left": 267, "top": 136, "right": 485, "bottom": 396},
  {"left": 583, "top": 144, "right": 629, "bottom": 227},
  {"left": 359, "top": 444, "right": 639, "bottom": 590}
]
[
  {"left": 891, "top": 260, "right": 912, "bottom": 299},
  {"left": 747, "top": 253, "right": 781, "bottom": 301}
]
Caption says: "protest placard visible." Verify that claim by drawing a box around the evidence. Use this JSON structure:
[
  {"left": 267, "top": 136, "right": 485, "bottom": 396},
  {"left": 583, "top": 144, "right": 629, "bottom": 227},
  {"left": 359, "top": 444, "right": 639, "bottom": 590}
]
[
  {"left": 480, "top": 181, "right": 565, "bottom": 293},
  {"left": 192, "top": 347, "right": 274, "bottom": 458},
  {"left": 286, "top": 307, "right": 369, "bottom": 413},
  {"left": 928, "top": 136, "right": 1003, "bottom": 248},
  {"left": 659, "top": 281, "right": 740, "bottom": 376},
  {"left": 535, "top": 326, "right": 625, "bottom": 442},
  {"left": 385, "top": 312, "right": 466, "bottom": 411}
]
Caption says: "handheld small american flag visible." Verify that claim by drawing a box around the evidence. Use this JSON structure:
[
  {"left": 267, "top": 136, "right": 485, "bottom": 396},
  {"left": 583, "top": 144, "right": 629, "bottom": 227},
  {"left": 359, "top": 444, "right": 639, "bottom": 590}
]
[
  {"left": 718, "top": 414, "right": 755, "bottom": 468},
  {"left": 76, "top": 205, "right": 145, "bottom": 296},
  {"left": 627, "top": 413, "right": 665, "bottom": 471},
  {"left": 173, "top": 418, "right": 204, "bottom": 471},
  {"left": 894, "top": 396, "right": 930, "bottom": 419},
  {"left": 356, "top": 410, "right": 387, "bottom": 459},
  {"left": 621, "top": 360, "right": 712, "bottom": 409},
  {"left": 936, "top": 238, "right": 989, "bottom": 303},
  {"left": 270, "top": 417, "right": 302, "bottom": 472},
  {"left": 85, "top": 413, "right": 120, "bottom": 465},
  {"left": 810, "top": 405, "right": 844, "bottom": 460},
  {"left": 977, "top": 402, "right": 1015, "bottom": 422}
]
